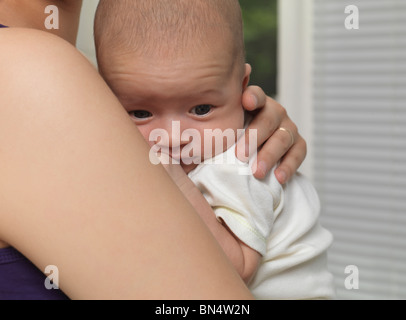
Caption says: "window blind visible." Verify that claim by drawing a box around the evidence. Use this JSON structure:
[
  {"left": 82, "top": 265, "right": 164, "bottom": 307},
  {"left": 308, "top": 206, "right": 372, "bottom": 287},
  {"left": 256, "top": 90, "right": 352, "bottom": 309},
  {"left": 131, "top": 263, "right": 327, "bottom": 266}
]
[{"left": 313, "top": 0, "right": 406, "bottom": 299}]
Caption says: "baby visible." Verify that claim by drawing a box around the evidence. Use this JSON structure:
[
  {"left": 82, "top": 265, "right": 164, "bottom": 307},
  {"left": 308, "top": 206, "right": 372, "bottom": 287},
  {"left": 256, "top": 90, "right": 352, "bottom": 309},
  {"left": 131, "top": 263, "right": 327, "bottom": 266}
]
[{"left": 94, "top": 0, "right": 335, "bottom": 299}]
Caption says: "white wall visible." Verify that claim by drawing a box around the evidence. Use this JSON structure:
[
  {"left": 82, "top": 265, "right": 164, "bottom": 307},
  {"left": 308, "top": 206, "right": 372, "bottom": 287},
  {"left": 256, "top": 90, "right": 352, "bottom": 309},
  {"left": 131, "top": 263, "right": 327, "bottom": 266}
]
[
  {"left": 76, "top": 0, "right": 99, "bottom": 66},
  {"left": 278, "top": 0, "right": 314, "bottom": 180},
  {"left": 279, "top": 0, "right": 406, "bottom": 300}
]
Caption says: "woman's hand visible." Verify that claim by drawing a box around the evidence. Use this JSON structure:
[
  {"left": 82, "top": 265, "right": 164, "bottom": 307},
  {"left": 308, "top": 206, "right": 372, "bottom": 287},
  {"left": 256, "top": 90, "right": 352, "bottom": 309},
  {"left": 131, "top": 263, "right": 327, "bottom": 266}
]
[{"left": 237, "top": 86, "right": 307, "bottom": 184}]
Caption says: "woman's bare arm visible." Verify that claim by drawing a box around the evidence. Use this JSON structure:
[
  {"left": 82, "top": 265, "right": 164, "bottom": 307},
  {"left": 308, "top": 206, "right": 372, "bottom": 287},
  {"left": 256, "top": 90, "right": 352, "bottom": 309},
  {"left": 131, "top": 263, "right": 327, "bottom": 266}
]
[
  {"left": 163, "top": 163, "right": 261, "bottom": 283},
  {"left": 0, "top": 29, "right": 253, "bottom": 300}
]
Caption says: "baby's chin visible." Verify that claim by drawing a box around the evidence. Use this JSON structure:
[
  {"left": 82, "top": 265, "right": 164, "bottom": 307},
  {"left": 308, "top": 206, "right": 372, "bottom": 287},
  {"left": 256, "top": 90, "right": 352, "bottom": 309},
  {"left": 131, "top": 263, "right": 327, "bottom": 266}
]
[{"left": 180, "top": 147, "right": 228, "bottom": 174}]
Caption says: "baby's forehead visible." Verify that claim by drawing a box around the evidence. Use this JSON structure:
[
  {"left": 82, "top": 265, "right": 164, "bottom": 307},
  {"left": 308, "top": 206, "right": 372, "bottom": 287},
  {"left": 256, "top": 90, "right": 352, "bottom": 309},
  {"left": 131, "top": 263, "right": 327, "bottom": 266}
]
[
  {"left": 129, "top": 28, "right": 235, "bottom": 60},
  {"left": 109, "top": 39, "right": 237, "bottom": 75},
  {"left": 103, "top": 51, "right": 241, "bottom": 107}
]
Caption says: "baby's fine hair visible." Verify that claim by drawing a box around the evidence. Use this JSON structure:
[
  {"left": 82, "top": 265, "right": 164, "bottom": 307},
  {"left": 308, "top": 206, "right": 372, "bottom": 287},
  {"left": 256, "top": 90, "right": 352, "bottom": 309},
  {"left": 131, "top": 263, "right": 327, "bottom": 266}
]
[{"left": 94, "top": 0, "right": 245, "bottom": 67}]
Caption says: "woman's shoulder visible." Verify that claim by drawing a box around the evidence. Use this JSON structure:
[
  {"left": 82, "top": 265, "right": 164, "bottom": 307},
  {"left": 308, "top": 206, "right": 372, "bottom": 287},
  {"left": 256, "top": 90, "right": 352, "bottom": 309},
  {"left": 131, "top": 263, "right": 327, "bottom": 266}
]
[
  {"left": 0, "top": 28, "right": 98, "bottom": 102},
  {"left": 0, "top": 27, "right": 72, "bottom": 52},
  {"left": 0, "top": 28, "right": 90, "bottom": 77}
]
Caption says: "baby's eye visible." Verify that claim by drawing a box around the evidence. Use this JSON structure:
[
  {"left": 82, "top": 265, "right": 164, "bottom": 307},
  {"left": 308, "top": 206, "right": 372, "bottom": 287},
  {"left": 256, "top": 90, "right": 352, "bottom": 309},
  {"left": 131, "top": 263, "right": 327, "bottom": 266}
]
[
  {"left": 129, "top": 110, "right": 153, "bottom": 119},
  {"left": 190, "top": 105, "right": 214, "bottom": 116}
]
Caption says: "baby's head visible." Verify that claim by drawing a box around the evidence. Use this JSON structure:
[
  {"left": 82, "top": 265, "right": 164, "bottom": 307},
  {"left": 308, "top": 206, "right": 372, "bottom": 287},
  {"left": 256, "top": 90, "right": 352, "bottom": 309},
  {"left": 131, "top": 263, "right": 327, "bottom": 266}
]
[{"left": 94, "top": 0, "right": 251, "bottom": 172}]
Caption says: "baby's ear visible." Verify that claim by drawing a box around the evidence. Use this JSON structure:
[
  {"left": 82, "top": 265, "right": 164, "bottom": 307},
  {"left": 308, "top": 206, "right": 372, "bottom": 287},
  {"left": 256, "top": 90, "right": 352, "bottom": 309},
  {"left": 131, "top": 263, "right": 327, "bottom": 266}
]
[{"left": 242, "top": 63, "right": 252, "bottom": 90}]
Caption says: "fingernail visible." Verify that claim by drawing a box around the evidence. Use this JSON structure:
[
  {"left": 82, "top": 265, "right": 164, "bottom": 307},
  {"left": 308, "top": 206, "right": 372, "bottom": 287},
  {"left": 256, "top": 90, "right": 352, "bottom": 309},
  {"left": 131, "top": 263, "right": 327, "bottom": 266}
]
[
  {"left": 276, "top": 170, "right": 287, "bottom": 184},
  {"left": 254, "top": 161, "right": 267, "bottom": 178},
  {"left": 251, "top": 94, "right": 258, "bottom": 107}
]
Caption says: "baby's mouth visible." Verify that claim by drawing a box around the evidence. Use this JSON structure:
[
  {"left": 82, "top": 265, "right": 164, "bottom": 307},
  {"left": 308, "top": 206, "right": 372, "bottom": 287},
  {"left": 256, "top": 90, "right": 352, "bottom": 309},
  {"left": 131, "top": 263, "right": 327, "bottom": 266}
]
[{"left": 155, "top": 146, "right": 200, "bottom": 165}]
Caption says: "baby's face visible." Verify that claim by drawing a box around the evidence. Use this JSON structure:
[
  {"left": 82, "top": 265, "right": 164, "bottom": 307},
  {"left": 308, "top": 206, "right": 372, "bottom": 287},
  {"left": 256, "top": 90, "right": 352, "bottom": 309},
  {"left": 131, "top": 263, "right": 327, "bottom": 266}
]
[{"left": 102, "top": 51, "right": 250, "bottom": 173}]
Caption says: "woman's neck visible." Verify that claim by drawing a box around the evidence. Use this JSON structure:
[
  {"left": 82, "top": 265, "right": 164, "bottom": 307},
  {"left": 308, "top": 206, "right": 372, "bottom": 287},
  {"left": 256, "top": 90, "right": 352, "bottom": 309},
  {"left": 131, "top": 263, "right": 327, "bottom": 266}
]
[{"left": 0, "top": 0, "right": 83, "bottom": 45}]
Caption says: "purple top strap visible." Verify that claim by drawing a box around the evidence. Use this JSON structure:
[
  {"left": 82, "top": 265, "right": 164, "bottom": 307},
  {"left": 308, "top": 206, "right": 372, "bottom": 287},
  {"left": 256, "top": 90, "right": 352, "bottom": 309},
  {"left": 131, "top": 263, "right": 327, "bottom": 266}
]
[
  {"left": 0, "top": 24, "right": 8, "bottom": 28},
  {"left": 0, "top": 247, "right": 69, "bottom": 300}
]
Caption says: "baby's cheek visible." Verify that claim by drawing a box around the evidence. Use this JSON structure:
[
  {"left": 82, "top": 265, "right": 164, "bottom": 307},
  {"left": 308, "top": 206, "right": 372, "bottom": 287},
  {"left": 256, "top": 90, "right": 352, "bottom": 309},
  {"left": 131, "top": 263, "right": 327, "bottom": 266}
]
[
  {"left": 135, "top": 126, "right": 153, "bottom": 144},
  {"left": 201, "top": 130, "right": 238, "bottom": 160}
]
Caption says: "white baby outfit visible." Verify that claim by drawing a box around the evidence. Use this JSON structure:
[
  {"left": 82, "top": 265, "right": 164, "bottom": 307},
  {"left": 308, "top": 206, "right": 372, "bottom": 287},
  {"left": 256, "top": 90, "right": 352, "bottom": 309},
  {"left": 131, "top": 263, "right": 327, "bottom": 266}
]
[{"left": 188, "top": 145, "right": 335, "bottom": 300}]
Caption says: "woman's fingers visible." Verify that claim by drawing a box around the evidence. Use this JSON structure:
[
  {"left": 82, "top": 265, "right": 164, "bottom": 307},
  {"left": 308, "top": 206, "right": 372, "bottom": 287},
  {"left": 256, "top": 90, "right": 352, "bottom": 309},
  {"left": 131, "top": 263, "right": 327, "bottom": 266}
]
[
  {"left": 241, "top": 85, "right": 267, "bottom": 111},
  {"left": 237, "top": 96, "right": 283, "bottom": 159},
  {"left": 238, "top": 87, "right": 307, "bottom": 183},
  {"left": 251, "top": 121, "right": 304, "bottom": 181},
  {"left": 274, "top": 137, "right": 307, "bottom": 184}
]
